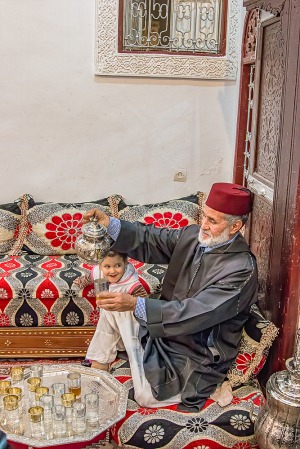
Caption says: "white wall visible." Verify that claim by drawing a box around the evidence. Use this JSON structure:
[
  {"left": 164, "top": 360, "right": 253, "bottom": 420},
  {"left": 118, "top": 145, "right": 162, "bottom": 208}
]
[{"left": 0, "top": 0, "right": 244, "bottom": 205}]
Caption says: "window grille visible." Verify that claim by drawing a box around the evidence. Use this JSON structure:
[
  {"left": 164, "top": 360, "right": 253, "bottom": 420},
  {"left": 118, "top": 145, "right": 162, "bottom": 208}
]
[{"left": 122, "top": 0, "right": 226, "bottom": 54}]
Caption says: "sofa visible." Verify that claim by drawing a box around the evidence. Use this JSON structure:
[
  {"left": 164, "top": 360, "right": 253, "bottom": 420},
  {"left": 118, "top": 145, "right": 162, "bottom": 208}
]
[
  {"left": 0, "top": 192, "right": 204, "bottom": 357},
  {"left": 0, "top": 192, "right": 278, "bottom": 448}
]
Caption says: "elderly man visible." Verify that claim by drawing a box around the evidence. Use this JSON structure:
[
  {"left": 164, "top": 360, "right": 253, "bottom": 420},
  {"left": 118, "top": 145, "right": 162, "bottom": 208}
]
[{"left": 83, "top": 183, "right": 258, "bottom": 412}]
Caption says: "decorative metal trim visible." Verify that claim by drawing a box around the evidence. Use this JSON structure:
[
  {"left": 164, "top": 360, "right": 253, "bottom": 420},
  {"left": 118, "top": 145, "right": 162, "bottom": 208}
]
[
  {"left": 247, "top": 174, "right": 273, "bottom": 203},
  {"left": 95, "top": 0, "right": 240, "bottom": 79}
]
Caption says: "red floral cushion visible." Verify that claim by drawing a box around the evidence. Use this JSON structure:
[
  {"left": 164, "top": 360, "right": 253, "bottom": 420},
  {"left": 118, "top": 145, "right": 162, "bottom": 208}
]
[
  {"left": 227, "top": 304, "right": 278, "bottom": 387},
  {"left": 119, "top": 193, "right": 206, "bottom": 228},
  {"left": 24, "top": 196, "right": 126, "bottom": 255}
]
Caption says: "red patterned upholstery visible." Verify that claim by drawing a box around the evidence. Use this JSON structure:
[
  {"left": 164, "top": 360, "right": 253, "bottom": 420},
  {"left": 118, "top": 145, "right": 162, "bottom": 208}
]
[
  {"left": 0, "top": 254, "right": 164, "bottom": 328},
  {"left": 110, "top": 359, "right": 262, "bottom": 449}
]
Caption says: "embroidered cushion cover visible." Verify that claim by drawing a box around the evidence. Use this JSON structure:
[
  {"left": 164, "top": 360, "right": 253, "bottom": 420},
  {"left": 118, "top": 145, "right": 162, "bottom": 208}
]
[
  {"left": 110, "top": 359, "right": 262, "bottom": 449},
  {"left": 119, "top": 193, "right": 205, "bottom": 227},
  {"left": 24, "top": 197, "right": 126, "bottom": 255},
  {"left": 227, "top": 304, "right": 278, "bottom": 387}
]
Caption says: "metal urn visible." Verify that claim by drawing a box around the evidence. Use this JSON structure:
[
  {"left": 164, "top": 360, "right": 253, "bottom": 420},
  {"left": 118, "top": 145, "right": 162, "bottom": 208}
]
[
  {"left": 74, "top": 215, "right": 111, "bottom": 264},
  {"left": 251, "top": 329, "right": 300, "bottom": 448}
]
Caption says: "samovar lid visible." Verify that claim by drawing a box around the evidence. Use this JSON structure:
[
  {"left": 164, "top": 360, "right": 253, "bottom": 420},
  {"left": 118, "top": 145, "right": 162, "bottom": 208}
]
[{"left": 267, "top": 329, "right": 300, "bottom": 407}]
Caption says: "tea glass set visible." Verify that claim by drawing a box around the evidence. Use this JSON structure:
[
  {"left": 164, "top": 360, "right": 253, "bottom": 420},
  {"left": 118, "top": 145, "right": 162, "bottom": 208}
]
[{"left": 0, "top": 365, "right": 102, "bottom": 439}]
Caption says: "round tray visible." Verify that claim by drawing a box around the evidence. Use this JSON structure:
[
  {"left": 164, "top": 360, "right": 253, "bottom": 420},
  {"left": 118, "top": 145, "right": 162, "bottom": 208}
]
[{"left": 0, "top": 363, "right": 128, "bottom": 447}]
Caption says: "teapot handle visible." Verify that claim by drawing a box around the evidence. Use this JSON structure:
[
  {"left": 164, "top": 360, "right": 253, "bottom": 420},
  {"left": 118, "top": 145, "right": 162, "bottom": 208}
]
[{"left": 249, "top": 394, "right": 263, "bottom": 423}]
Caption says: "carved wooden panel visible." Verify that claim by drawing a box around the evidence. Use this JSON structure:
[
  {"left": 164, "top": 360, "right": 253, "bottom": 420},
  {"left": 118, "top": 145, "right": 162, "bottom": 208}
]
[
  {"left": 0, "top": 327, "right": 96, "bottom": 358},
  {"left": 249, "top": 195, "right": 273, "bottom": 315},
  {"left": 255, "top": 20, "right": 284, "bottom": 184},
  {"left": 242, "top": 9, "right": 259, "bottom": 63}
]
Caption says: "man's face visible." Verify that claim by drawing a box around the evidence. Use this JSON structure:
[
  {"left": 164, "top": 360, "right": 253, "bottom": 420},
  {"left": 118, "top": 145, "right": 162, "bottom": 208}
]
[{"left": 198, "top": 205, "right": 231, "bottom": 247}]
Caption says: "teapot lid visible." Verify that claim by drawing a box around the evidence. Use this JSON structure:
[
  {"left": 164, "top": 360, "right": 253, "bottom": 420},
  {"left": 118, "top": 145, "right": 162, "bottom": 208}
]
[{"left": 82, "top": 216, "right": 107, "bottom": 239}]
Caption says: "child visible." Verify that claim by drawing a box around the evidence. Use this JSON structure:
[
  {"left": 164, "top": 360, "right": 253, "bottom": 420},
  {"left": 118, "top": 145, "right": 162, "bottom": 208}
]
[
  {"left": 74, "top": 250, "right": 180, "bottom": 408},
  {"left": 73, "top": 251, "right": 148, "bottom": 370}
]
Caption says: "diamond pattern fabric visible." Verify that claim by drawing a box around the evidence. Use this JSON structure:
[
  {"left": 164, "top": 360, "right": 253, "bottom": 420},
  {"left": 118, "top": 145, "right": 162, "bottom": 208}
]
[{"left": 0, "top": 254, "right": 164, "bottom": 327}]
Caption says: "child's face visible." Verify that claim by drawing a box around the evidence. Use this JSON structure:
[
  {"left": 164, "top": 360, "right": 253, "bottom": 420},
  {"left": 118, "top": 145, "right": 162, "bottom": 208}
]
[{"left": 101, "top": 255, "right": 126, "bottom": 283}]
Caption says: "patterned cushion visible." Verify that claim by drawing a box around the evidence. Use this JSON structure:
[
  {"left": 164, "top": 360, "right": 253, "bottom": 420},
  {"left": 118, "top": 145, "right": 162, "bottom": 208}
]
[
  {"left": 110, "top": 359, "right": 262, "bottom": 449},
  {"left": 0, "top": 196, "right": 36, "bottom": 255},
  {"left": 227, "top": 304, "right": 278, "bottom": 387},
  {"left": 0, "top": 254, "right": 162, "bottom": 327},
  {"left": 24, "top": 196, "right": 126, "bottom": 255},
  {"left": 119, "top": 193, "right": 206, "bottom": 228}
]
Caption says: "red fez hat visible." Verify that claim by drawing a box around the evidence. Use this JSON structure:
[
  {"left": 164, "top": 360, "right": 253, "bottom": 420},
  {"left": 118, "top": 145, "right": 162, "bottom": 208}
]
[{"left": 206, "top": 183, "right": 252, "bottom": 215}]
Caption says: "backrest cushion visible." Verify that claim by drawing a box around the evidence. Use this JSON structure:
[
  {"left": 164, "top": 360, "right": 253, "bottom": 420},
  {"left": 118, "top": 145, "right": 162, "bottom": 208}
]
[
  {"left": 119, "top": 192, "right": 206, "bottom": 227},
  {"left": 227, "top": 304, "right": 279, "bottom": 387},
  {"left": 24, "top": 196, "right": 126, "bottom": 255}
]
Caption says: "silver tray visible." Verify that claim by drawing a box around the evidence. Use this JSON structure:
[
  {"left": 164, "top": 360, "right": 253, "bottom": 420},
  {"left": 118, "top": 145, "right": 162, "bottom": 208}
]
[{"left": 0, "top": 363, "right": 128, "bottom": 447}]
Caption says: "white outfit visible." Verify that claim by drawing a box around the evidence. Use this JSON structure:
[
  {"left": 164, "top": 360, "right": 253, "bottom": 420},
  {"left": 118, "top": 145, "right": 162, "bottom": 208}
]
[{"left": 86, "top": 262, "right": 180, "bottom": 408}]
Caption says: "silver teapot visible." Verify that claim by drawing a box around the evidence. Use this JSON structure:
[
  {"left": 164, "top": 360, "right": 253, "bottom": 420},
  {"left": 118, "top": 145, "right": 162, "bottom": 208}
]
[
  {"left": 251, "top": 330, "right": 300, "bottom": 448},
  {"left": 74, "top": 215, "right": 111, "bottom": 264}
]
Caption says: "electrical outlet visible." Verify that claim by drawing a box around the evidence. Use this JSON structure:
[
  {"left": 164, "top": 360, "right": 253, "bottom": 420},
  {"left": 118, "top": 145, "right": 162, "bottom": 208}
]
[{"left": 174, "top": 169, "right": 187, "bottom": 182}]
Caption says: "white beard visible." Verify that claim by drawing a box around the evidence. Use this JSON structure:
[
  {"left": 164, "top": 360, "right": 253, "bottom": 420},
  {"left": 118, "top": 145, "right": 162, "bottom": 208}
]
[{"left": 198, "top": 226, "right": 231, "bottom": 247}]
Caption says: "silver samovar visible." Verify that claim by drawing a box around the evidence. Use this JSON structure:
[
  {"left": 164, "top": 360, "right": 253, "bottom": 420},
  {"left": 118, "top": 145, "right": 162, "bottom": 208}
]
[
  {"left": 74, "top": 215, "right": 111, "bottom": 264},
  {"left": 251, "top": 329, "right": 300, "bottom": 448}
]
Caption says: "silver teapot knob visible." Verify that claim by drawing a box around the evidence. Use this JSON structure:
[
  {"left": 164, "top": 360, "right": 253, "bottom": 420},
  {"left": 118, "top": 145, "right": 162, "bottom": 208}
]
[{"left": 74, "top": 215, "right": 111, "bottom": 264}]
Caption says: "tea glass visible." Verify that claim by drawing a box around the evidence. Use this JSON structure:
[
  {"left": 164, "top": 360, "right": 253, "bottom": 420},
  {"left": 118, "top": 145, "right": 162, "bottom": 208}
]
[
  {"left": 39, "top": 394, "right": 53, "bottom": 424},
  {"left": 72, "top": 402, "right": 86, "bottom": 434},
  {"left": 52, "top": 405, "right": 67, "bottom": 437},
  {"left": 84, "top": 393, "right": 99, "bottom": 423},
  {"left": 4, "top": 394, "right": 19, "bottom": 426},
  {"left": 67, "top": 373, "right": 81, "bottom": 399},
  {"left": 61, "top": 392, "right": 76, "bottom": 422},
  {"left": 28, "top": 406, "right": 44, "bottom": 438},
  {"left": 27, "top": 377, "right": 41, "bottom": 405},
  {"left": 30, "top": 364, "right": 43, "bottom": 379},
  {"left": 51, "top": 382, "right": 66, "bottom": 406}
]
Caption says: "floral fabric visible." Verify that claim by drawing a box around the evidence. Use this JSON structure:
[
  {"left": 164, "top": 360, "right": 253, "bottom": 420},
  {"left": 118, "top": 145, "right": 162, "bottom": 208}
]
[
  {"left": 24, "top": 200, "right": 113, "bottom": 255},
  {"left": 119, "top": 193, "right": 203, "bottom": 228},
  {"left": 227, "top": 304, "right": 278, "bottom": 386},
  {"left": 110, "top": 359, "right": 262, "bottom": 449}
]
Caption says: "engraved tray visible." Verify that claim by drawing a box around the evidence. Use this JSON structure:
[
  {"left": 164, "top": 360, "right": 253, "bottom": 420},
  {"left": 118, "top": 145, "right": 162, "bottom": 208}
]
[{"left": 0, "top": 363, "right": 128, "bottom": 447}]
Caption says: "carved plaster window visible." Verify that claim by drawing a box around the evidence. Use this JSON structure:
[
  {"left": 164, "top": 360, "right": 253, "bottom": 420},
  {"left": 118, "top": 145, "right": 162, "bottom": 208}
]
[{"left": 95, "top": 0, "right": 240, "bottom": 79}]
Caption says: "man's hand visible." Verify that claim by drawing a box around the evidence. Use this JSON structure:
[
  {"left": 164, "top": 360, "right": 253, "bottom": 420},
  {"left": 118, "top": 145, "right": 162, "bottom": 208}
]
[
  {"left": 96, "top": 291, "right": 137, "bottom": 312},
  {"left": 82, "top": 208, "right": 110, "bottom": 227}
]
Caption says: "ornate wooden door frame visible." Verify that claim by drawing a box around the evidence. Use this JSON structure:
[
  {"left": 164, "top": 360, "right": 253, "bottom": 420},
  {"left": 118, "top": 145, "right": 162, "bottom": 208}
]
[
  {"left": 233, "top": 9, "right": 259, "bottom": 185},
  {"left": 237, "top": 0, "right": 300, "bottom": 378}
]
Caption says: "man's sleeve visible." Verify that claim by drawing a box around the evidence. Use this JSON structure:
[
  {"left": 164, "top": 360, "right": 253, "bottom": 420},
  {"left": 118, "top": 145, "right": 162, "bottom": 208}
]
[
  {"left": 134, "top": 297, "right": 147, "bottom": 321},
  {"left": 144, "top": 255, "right": 257, "bottom": 338},
  {"left": 107, "top": 217, "right": 121, "bottom": 241},
  {"left": 111, "top": 220, "right": 181, "bottom": 264}
]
